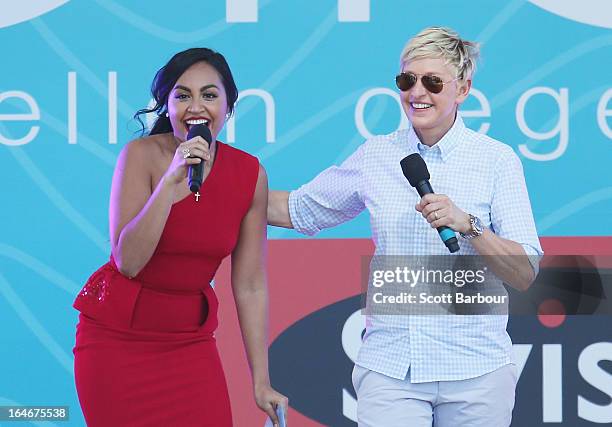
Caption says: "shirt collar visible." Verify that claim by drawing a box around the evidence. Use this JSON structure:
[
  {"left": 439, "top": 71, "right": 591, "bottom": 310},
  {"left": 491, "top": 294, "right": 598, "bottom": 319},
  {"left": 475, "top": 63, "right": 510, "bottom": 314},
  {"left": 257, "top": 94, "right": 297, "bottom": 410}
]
[{"left": 410, "top": 114, "right": 466, "bottom": 162}]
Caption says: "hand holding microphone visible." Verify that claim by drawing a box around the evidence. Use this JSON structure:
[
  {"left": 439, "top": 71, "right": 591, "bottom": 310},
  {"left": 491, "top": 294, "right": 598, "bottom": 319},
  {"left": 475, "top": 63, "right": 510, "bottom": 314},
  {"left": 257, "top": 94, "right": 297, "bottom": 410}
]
[
  {"left": 163, "top": 124, "right": 213, "bottom": 188},
  {"left": 400, "top": 153, "right": 463, "bottom": 253},
  {"left": 415, "top": 194, "right": 472, "bottom": 235},
  {"left": 186, "top": 124, "right": 213, "bottom": 193}
]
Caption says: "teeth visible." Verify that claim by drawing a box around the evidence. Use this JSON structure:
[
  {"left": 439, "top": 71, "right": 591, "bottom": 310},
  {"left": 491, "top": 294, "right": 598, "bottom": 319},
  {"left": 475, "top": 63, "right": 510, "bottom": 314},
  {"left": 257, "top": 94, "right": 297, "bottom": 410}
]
[
  {"left": 411, "top": 103, "right": 433, "bottom": 109},
  {"left": 186, "top": 119, "right": 209, "bottom": 125}
]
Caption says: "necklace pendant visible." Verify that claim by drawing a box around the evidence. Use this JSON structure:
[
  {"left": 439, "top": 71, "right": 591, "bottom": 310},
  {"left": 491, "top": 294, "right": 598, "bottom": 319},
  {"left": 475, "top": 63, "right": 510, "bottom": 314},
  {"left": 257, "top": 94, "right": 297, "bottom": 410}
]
[{"left": 195, "top": 192, "right": 200, "bottom": 202}]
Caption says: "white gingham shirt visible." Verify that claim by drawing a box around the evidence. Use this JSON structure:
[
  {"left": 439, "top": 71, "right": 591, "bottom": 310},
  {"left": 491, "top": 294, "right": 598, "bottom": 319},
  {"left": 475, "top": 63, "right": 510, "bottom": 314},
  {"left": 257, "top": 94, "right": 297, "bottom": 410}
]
[{"left": 288, "top": 116, "right": 543, "bottom": 383}]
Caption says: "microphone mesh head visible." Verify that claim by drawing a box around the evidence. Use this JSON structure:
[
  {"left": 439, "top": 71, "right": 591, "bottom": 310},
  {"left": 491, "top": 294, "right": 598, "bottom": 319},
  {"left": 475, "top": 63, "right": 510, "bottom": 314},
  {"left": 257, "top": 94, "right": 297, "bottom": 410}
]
[
  {"left": 187, "top": 123, "right": 212, "bottom": 144},
  {"left": 400, "top": 153, "right": 430, "bottom": 187}
]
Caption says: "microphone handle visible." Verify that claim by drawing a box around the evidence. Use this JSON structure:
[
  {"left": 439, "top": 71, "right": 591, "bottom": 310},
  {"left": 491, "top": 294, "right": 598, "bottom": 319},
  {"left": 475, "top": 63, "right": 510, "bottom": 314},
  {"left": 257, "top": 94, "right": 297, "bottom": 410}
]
[
  {"left": 188, "top": 161, "right": 204, "bottom": 193},
  {"left": 415, "top": 181, "right": 434, "bottom": 198},
  {"left": 415, "top": 180, "right": 460, "bottom": 253},
  {"left": 187, "top": 139, "right": 211, "bottom": 193}
]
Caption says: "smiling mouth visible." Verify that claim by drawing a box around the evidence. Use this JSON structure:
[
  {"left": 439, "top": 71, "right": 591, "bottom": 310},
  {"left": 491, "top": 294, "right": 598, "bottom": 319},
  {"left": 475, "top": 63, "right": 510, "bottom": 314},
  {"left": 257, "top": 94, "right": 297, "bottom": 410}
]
[
  {"left": 185, "top": 118, "right": 210, "bottom": 132},
  {"left": 411, "top": 102, "right": 433, "bottom": 110}
]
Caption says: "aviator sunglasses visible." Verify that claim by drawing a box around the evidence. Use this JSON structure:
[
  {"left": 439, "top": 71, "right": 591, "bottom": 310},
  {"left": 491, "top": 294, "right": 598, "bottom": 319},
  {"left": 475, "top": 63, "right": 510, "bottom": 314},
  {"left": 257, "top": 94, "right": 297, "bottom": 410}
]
[{"left": 395, "top": 72, "right": 458, "bottom": 94}]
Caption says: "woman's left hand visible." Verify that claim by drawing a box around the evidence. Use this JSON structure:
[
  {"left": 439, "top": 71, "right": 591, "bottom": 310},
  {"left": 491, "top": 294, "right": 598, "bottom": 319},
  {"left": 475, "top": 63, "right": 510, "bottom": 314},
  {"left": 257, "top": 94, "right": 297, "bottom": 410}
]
[
  {"left": 254, "top": 383, "right": 289, "bottom": 426},
  {"left": 416, "top": 194, "right": 471, "bottom": 234}
]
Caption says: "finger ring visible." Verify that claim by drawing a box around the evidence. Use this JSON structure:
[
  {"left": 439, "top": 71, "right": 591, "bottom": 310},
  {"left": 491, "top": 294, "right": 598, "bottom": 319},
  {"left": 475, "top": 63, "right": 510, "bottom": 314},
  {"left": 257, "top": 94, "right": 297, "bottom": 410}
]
[
  {"left": 182, "top": 148, "right": 190, "bottom": 159},
  {"left": 434, "top": 211, "right": 439, "bottom": 220}
]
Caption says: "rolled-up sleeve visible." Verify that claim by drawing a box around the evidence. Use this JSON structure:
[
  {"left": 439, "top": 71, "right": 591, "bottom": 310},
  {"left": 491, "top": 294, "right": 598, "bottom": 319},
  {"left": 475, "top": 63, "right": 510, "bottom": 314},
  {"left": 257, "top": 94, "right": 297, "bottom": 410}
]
[
  {"left": 490, "top": 148, "right": 544, "bottom": 271},
  {"left": 288, "top": 144, "right": 367, "bottom": 236}
]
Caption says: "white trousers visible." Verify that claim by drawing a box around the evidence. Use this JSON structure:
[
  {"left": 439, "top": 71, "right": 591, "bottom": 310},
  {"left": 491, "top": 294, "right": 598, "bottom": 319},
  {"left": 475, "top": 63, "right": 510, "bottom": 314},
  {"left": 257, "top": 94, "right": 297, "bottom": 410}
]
[{"left": 352, "top": 364, "right": 518, "bottom": 427}]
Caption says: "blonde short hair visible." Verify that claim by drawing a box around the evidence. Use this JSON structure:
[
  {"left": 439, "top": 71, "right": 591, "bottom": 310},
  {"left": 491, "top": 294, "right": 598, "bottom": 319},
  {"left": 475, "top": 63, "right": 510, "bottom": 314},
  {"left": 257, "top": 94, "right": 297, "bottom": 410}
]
[{"left": 400, "top": 27, "right": 480, "bottom": 82}]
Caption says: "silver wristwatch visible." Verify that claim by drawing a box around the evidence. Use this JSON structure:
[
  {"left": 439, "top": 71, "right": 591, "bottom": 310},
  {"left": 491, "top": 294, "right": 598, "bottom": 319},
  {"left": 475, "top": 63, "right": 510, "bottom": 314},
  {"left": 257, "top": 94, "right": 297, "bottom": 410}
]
[{"left": 460, "top": 214, "right": 484, "bottom": 240}]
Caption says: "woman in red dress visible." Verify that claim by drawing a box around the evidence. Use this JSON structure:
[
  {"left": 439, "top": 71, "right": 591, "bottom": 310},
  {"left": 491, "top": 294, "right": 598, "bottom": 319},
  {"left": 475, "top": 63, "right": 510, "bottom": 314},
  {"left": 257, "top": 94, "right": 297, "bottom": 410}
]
[{"left": 73, "top": 48, "right": 287, "bottom": 426}]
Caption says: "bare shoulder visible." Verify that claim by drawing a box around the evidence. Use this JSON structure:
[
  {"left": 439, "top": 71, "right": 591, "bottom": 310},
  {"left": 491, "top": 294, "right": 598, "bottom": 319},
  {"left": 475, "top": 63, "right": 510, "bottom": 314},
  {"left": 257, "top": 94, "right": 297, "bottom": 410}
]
[
  {"left": 116, "top": 133, "right": 175, "bottom": 179},
  {"left": 115, "top": 136, "right": 144, "bottom": 171},
  {"left": 119, "top": 134, "right": 162, "bottom": 165},
  {"left": 111, "top": 135, "right": 165, "bottom": 205}
]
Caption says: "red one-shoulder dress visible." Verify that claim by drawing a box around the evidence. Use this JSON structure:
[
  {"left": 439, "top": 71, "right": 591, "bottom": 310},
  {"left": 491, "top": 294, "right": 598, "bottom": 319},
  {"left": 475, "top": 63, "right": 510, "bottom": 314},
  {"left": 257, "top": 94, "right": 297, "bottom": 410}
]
[{"left": 74, "top": 141, "right": 259, "bottom": 426}]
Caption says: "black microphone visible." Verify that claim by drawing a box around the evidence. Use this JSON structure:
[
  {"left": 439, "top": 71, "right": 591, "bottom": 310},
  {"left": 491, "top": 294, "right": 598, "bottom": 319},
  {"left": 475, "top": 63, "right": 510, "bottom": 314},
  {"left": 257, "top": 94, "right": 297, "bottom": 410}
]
[
  {"left": 400, "top": 153, "right": 460, "bottom": 253},
  {"left": 186, "top": 124, "right": 212, "bottom": 193}
]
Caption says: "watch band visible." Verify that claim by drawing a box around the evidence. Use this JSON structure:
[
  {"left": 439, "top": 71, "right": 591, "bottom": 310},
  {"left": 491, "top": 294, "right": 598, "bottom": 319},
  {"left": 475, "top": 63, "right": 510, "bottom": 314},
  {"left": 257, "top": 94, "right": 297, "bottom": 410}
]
[{"left": 460, "top": 214, "right": 483, "bottom": 240}]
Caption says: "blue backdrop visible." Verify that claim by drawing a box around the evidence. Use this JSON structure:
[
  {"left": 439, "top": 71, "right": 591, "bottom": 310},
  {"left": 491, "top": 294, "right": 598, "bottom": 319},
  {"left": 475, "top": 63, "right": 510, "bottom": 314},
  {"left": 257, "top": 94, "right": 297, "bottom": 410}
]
[{"left": 1, "top": 1, "right": 611, "bottom": 425}]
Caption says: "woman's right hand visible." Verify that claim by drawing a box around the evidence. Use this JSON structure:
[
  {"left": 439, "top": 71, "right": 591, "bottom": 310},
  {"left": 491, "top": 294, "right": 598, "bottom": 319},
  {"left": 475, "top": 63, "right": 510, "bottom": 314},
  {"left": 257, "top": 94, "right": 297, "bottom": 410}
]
[{"left": 163, "top": 136, "right": 212, "bottom": 185}]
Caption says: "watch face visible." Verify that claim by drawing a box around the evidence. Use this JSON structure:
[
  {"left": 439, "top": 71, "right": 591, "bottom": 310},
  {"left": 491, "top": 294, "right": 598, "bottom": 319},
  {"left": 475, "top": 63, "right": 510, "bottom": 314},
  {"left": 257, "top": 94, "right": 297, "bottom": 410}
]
[
  {"left": 473, "top": 216, "right": 484, "bottom": 233},
  {"left": 461, "top": 215, "right": 484, "bottom": 239}
]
